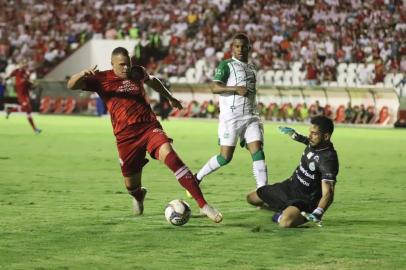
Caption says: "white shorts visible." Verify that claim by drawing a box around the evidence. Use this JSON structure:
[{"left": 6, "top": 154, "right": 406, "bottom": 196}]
[{"left": 218, "top": 116, "right": 263, "bottom": 147}]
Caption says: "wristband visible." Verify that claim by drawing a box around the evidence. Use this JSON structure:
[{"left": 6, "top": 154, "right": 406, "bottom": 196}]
[{"left": 312, "top": 207, "right": 324, "bottom": 217}]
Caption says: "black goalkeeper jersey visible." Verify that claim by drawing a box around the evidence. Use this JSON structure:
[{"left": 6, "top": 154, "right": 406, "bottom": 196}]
[{"left": 290, "top": 132, "right": 339, "bottom": 203}]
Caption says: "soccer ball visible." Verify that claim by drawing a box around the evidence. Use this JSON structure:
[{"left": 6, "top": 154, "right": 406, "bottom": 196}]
[{"left": 164, "top": 199, "right": 192, "bottom": 226}]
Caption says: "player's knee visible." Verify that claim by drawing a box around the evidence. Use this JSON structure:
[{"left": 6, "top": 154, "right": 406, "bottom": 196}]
[
  {"left": 246, "top": 191, "right": 263, "bottom": 207},
  {"left": 278, "top": 216, "right": 295, "bottom": 228},
  {"left": 217, "top": 154, "right": 232, "bottom": 166}
]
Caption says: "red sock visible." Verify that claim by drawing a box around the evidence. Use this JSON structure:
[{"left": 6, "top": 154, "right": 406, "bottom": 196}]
[
  {"left": 27, "top": 116, "right": 37, "bottom": 131},
  {"left": 164, "top": 151, "right": 207, "bottom": 208}
]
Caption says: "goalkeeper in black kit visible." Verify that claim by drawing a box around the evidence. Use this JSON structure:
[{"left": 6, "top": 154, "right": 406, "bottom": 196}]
[{"left": 247, "top": 116, "right": 339, "bottom": 228}]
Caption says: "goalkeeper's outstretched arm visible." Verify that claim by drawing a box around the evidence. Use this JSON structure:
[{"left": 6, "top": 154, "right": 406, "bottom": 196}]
[{"left": 278, "top": 126, "right": 309, "bottom": 145}]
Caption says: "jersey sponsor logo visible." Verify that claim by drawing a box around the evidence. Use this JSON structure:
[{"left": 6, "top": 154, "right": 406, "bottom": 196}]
[
  {"left": 309, "top": 162, "right": 316, "bottom": 171},
  {"left": 297, "top": 174, "right": 310, "bottom": 186},
  {"left": 117, "top": 80, "right": 139, "bottom": 93},
  {"left": 307, "top": 152, "right": 314, "bottom": 159},
  {"left": 299, "top": 165, "right": 315, "bottom": 179}
]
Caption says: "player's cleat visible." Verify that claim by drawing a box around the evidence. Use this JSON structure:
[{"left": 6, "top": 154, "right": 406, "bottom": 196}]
[
  {"left": 132, "top": 187, "right": 147, "bottom": 215},
  {"left": 35, "top": 128, "right": 42, "bottom": 134},
  {"left": 301, "top": 211, "right": 323, "bottom": 227},
  {"left": 200, "top": 204, "right": 223, "bottom": 223}
]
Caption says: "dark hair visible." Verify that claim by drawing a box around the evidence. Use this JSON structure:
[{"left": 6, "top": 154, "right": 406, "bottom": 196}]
[
  {"left": 233, "top": 33, "right": 250, "bottom": 45},
  {"left": 311, "top": 115, "right": 334, "bottom": 135},
  {"left": 112, "top": 47, "right": 129, "bottom": 57}
]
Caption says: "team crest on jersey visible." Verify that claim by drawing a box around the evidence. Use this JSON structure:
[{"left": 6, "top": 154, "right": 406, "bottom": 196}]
[
  {"left": 309, "top": 161, "right": 316, "bottom": 171},
  {"left": 307, "top": 152, "right": 314, "bottom": 159},
  {"left": 314, "top": 155, "right": 320, "bottom": 162}
]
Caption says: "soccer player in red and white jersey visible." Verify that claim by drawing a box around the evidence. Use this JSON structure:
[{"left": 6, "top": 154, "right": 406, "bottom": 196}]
[
  {"left": 67, "top": 47, "right": 222, "bottom": 223},
  {"left": 5, "top": 60, "right": 41, "bottom": 134}
]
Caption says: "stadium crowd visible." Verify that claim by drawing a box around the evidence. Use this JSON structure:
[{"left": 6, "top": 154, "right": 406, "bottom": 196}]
[
  {"left": 150, "top": 98, "right": 387, "bottom": 125},
  {"left": 0, "top": 0, "right": 405, "bottom": 84}
]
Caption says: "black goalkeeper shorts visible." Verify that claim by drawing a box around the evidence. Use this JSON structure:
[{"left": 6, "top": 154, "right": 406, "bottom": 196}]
[{"left": 256, "top": 178, "right": 317, "bottom": 213}]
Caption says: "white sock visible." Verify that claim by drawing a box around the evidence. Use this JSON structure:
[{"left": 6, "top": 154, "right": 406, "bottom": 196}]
[
  {"left": 253, "top": 160, "right": 268, "bottom": 188},
  {"left": 197, "top": 155, "right": 222, "bottom": 182}
]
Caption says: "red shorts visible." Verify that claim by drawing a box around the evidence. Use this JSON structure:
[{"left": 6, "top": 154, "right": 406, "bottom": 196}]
[
  {"left": 116, "top": 121, "right": 172, "bottom": 176},
  {"left": 17, "top": 95, "right": 32, "bottom": 113}
]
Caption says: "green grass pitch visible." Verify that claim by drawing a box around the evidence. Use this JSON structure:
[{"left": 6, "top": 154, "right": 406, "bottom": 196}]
[{"left": 1, "top": 115, "right": 406, "bottom": 270}]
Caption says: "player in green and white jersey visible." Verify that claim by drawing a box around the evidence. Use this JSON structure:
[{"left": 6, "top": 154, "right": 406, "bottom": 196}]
[{"left": 195, "top": 33, "right": 268, "bottom": 191}]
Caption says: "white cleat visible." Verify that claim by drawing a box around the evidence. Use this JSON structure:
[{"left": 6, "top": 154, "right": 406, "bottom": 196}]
[
  {"left": 132, "top": 188, "right": 147, "bottom": 215},
  {"left": 201, "top": 204, "right": 223, "bottom": 223}
]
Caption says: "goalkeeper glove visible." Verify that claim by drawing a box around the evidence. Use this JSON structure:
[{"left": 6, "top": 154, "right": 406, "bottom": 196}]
[
  {"left": 278, "top": 126, "right": 295, "bottom": 136},
  {"left": 301, "top": 207, "right": 324, "bottom": 227}
]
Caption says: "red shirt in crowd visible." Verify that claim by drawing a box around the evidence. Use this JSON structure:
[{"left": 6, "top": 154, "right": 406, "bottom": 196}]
[
  {"left": 306, "top": 63, "right": 318, "bottom": 80},
  {"left": 84, "top": 70, "right": 157, "bottom": 135}
]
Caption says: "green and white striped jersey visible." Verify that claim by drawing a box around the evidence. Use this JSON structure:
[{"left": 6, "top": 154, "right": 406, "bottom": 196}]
[{"left": 213, "top": 57, "right": 258, "bottom": 119}]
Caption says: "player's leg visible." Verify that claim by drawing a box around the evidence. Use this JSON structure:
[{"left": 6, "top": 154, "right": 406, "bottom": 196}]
[
  {"left": 245, "top": 120, "right": 268, "bottom": 188},
  {"left": 117, "top": 137, "right": 149, "bottom": 215},
  {"left": 246, "top": 190, "right": 265, "bottom": 207},
  {"left": 250, "top": 183, "right": 288, "bottom": 210},
  {"left": 124, "top": 172, "right": 147, "bottom": 215},
  {"left": 4, "top": 104, "right": 18, "bottom": 119},
  {"left": 21, "top": 99, "right": 41, "bottom": 133},
  {"left": 277, "top": 206, "right": 307, "bottom": 228},
  {"left": 196, "top": 119, "right": 238, "bottom": 183},
  {"left": 196, "top": 145, "right": 235, "bottom": 183},
  {"left": 156, "top": 142, "right": 222, "bottom": 223}
]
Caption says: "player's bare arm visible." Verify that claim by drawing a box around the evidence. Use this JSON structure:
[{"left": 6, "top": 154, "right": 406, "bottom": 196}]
[
  {"left": 145, "top": 77, "right": 183, "bottom": 110},
  {"left": 317, "top": 180, "right": 335, "bottom": 212},
  {"left": 67, "top": 65, "right": 98, "bottom": 90},
  {"left": 211, "top": 81, "right": 248, "bottom": 96}
]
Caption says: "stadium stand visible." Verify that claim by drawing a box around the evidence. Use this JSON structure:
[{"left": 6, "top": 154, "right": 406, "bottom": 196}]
[{"left": 0, "top": 0, "right": 404, "bottom": 124}]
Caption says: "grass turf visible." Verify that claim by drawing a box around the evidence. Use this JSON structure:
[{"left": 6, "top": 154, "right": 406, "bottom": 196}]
[{"left": 1, "top": 115, "right": 405, "bottom": 270}]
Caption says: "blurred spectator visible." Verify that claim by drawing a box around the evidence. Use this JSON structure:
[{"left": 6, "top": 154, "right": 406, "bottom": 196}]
[
  {"left": 299, "top": 103, "right": 309, "bottom": 122},
  {"left": 304, "top": 59, "right": 320, "bottom": 85},
  {"left": 266, "top": 103, "right": 280, "bottom": 121},
  {"left": 206, "top": 100, "right": 217, "bottom": 119},
  {"left": 344, "top": 102, "right": 355, "bottom": 123},
  {"left": 310, "top": 100, "right": 324, "bottom": 118},
  {"left": 357, "top": 62, "right": 373, "bottom": 85},
  {"left": 190, "top": 100, "right": 200, "bottom": 118}
]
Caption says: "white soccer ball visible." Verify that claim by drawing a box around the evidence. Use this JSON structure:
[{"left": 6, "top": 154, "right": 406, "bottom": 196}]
[{"left": 164, "top": 199, "right": 192, "bottom": 226}]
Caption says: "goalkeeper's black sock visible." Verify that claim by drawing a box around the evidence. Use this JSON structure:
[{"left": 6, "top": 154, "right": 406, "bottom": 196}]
[{"left": 272, "top": 213, "right": 282, "bottom": 223}]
